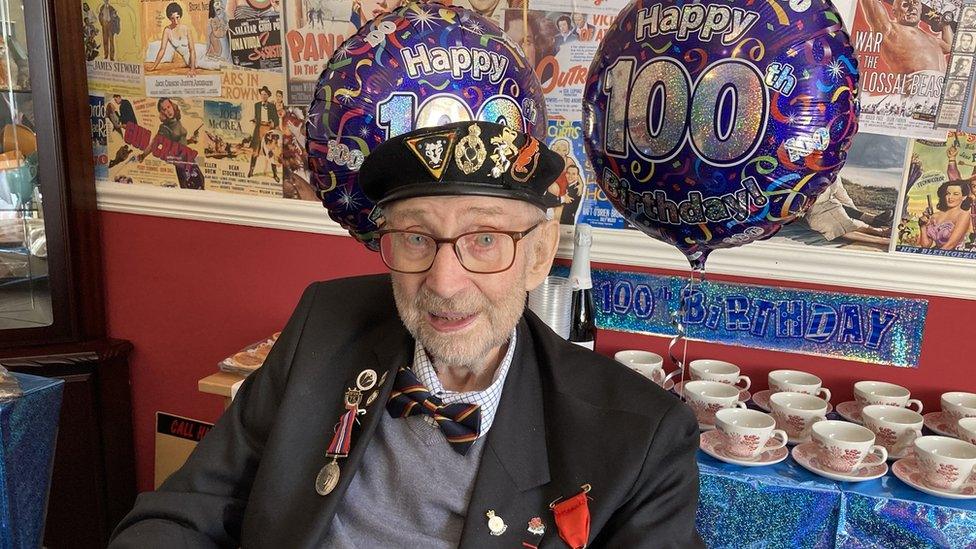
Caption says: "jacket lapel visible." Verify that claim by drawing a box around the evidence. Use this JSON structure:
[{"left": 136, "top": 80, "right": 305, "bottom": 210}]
[
  {"left": 293, "top": 319, "right": 413, "bottom": 545},
  {"left": 459, "top": 320, "right": 551, "bottom": 548}
]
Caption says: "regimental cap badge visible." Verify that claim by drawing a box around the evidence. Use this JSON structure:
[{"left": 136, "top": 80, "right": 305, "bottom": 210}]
[{"left": 405, "top": 129, "right": 458, "bottom": 180}]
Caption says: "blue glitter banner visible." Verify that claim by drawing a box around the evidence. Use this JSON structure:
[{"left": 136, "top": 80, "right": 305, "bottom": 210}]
[{"left": 552, "top": 267, "right": 927, "bottom": 367}]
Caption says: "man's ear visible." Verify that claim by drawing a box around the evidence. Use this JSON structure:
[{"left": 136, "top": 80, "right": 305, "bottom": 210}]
[{"left": 524, "top": 217, "right": 561, "bottom": 292}]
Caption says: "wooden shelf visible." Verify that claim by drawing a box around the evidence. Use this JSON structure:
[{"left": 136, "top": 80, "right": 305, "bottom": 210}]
[{"left": 198, "top": 371, "right": 245, "bottom": 398}]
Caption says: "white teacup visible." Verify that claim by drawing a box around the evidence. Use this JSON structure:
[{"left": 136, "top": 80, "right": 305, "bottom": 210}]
[
  {"left": 689, "top": 359, "right": 751, "bottom": 391},
  {"left": 942, "top": 392, "right": 976, "bottom": 423},
  {"left": 614, "top": 350, "right": 680, "bottom": 386},
  {"left": 769, "top": 392, "right": 828, "bottom": 441},
  {"left": 958, "top": 418, "right": 976, "bottom": 446},
  {"left": 914, "top": 436, "right": 976, "bottom": 491},
  {"left": 812, "top": 420, "right": 888, "bottom": 474},
  {"left": 861, "top": 405, "right": 923, "bottom": 457},
  {"left": 715, "top": 408, "right": 787, "bottom": 459},
  {"left": 683, "top": 380, "right": 747, "bottom": 426},
  {"left": 768, "top": 370, "right": 831, "bottom": 402},
  {"left": 853, "top": 381, "right": 923, "bottom": 413}
]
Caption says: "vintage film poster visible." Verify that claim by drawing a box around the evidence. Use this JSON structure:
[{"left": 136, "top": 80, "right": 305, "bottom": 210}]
[
  {"left": 548, "top": 120, "right": 629, "bottom": 229},
  {"left": 142, "top": 0, "right": 225, "bottom": 97},
  {"left": 279, "top": 105, "right": 319, "bottom": 200},
  {"left": 852, "top": 0, "right": 960, "bottom": 140},
  {"left": 201, "top": 69, "right": 289, "bottom": 197},
  {"left": 895, "top": 131, "right": 976, "bottom": 259},
  {"left": 283, "top": 0, "right": 363, "bottom": 105},
  {"left": 90, "top": 94, "right": 110, "bottom": 181},
  {"left": 501, "top": 7, "right": 613, "bottom": 120},
  {"left": 227, "top": 0, "right": 284, "bottom": 70},
  {"left": 768, "top": 133, "right": 908, "bottom": 252},
  {"left": 936, "top": 1, "right": 976, "bottom": 128},
  {"left": 84, "top": 0, "right": 144, "bottom": 95},
  {"left": 108, "top": 96, "right": 206, "bottom": 190}
]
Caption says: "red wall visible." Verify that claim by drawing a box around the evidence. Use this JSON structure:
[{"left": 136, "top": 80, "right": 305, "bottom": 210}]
[{"left": 100, "top": 211, "right": 976, "bottom": 492}]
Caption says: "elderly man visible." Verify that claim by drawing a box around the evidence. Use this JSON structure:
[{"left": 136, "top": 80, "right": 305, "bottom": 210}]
[{"left": 109, "top": 121, "right": 701, "bottom": 548}]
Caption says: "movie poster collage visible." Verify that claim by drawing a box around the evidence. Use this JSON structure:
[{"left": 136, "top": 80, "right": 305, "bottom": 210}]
[
  {"left": 84, "top": 0, "right": 976, "bottom": 261},
  {"left": 762, "top": 0, "right": 976, "bottom": 261}
]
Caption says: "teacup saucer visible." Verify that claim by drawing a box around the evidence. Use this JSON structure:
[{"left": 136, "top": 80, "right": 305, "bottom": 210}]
[
  {"left": 836, "top": 401, "right": 864, "bottom": 424},
  {"left": 754, "top": 390, "right": 833, "bottom": 414},
  {"left": 923, "top": 411, "right": 958, "bottom": 437},
  {"left": 699, "top": 430, "right": 788, "bottom": 467},
  {"left": 892, "top": 457, "right": 976, "bottom": 499},
  {"left": 752, "top": 390, "right": 774, "bottom": 411},
  {"left": 674, "top": 380, "right": 750, "bottom": 403},
  {"left": 791, "top": 442, "right": 888, "bottom": 482}
]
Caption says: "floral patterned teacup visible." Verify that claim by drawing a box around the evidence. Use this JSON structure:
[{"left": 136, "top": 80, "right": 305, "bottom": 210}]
[
  {"left": 914, "top": 436, "right": 976, "bottom": 492},
  {"left": 614, "top": 350, "right": 679, "bottom": 386},
  {"left": 958, "top": 418, "right": 976, "bottom": 446},
  {"left": 942, "top": 392, "right": 976, "bottom": 423},
  {"left": 854, "top": 381, "right": 923, "bottom": 413},
  {"left": 861, "top": 405, "right": 923, "bottom": 457},
  {"left": 770, "top": 391, "right": 828, "bottom": 441},
  {"left": 812, "top": 420, "right": 887, "bottom": 474},
  {"left": 682, "top": 380, "right": 747, "bottom": 426},
  {"left": 715, "top": 408, "right": 787, "bottom": 459},
  {"left": 689, "top": 359, "right": 751, "bottom": 391},
  {"left": 768, "top": 370, "right": 831, "bottom": 402}
]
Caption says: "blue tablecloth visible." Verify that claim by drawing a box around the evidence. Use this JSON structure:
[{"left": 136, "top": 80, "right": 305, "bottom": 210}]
[
  {"left": 0, "top": 372, "right": 63, "bottom": 549},
  {"left": 696, "top": 449, "right": 976, "bottom": 548}
]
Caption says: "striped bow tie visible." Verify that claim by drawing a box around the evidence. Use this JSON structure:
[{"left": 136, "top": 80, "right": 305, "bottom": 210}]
[{"left": 386, "top": 366, "right": 482, "bottom": 456}]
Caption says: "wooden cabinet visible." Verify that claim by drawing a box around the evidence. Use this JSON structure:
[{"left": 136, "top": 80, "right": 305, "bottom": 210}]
[
  {"left": 0, "top": 0, "right": 135, "bottom": 546},
  {"left": 3, "top": 340, "right": 135, "bottom": 548}
]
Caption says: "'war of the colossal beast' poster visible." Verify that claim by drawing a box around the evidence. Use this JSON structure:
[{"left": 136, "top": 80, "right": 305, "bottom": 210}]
[{"left": 852, "top": 0, "right": 960, "bottom": 140}]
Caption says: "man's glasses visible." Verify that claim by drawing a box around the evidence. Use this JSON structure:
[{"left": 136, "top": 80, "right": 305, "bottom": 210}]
[{"left": 377, "top": 223, "right": 542, "bottom": 274}]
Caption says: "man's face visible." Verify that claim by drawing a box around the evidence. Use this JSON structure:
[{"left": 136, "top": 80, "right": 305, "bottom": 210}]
[
  {"left": 894, "top": 0, "right": 921, "bottom": 25},
  {"left": 566, "top": 167, "right": 581, "bottom": 184},
  {"left": 558, "top": 19, "right": 569, "bottom": 33},
  {"left": 260, "top": 90, "right": 270, "bottom": 101},
  {"left": 387, "top": 195, "right": 552, "bottom": 369},
  {"left": 964, "top": 34, "right": 974, "bottom": 48},
  {"left": 572, "top": 13, "right": 586, "bottom": 27}
]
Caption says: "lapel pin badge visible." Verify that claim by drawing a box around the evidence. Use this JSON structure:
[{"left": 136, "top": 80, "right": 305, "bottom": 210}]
[
  {"left": 486, "top": 509, "right": 507, "bottom": 536},
  {"left": 527, "top": 516, "right": 545, "bottom": 536},
  {"left": 356, "top": 369, "right": 378, "bottom": 391}
]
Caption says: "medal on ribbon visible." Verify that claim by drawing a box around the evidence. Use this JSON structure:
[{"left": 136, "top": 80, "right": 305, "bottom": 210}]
[
  {"left": 315, "top": 371, "right": 376, "bottom": 496},
  {"left": 550, "top": 484, "right": 592, "bottom": 549}
]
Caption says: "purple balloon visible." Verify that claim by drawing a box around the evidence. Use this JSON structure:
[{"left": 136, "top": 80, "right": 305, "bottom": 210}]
[
  {"left": 583, "top": 0, "right": 859, "bottom": 269},
  {"left": 306, "top": 2, "right": 546, "bottom": 250}
]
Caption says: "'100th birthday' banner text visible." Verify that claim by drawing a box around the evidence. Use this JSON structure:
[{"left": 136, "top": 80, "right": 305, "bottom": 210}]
[{"left": 552, "top": 267, "right": 927, "bottom": 367}]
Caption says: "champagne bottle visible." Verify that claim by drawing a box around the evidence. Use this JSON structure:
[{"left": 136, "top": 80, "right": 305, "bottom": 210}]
[{"left": 568, "top": 223, "right": 597, "bottom": 350}]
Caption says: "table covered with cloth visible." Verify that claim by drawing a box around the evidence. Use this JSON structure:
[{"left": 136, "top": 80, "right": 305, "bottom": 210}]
[
  {"left": 696, "top": 449, "right": 976, "bottom": 548},
  {"left": 0, "top": 372, "right": 63, "bottom": 548}
]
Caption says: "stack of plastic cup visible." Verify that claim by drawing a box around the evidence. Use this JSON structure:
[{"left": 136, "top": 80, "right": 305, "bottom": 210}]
[{"left": 527, "top": 276, "right": 572, "bottom": 339}]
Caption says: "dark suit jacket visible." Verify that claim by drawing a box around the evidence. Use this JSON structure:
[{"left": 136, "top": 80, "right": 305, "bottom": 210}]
[{"left": 110, "top": 275, "right": 702, "bottom": 548}]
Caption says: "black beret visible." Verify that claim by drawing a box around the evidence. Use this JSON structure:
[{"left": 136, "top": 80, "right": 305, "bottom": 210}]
[{"left": 359, "top": 121, "right": 564, "bottom": 210}]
